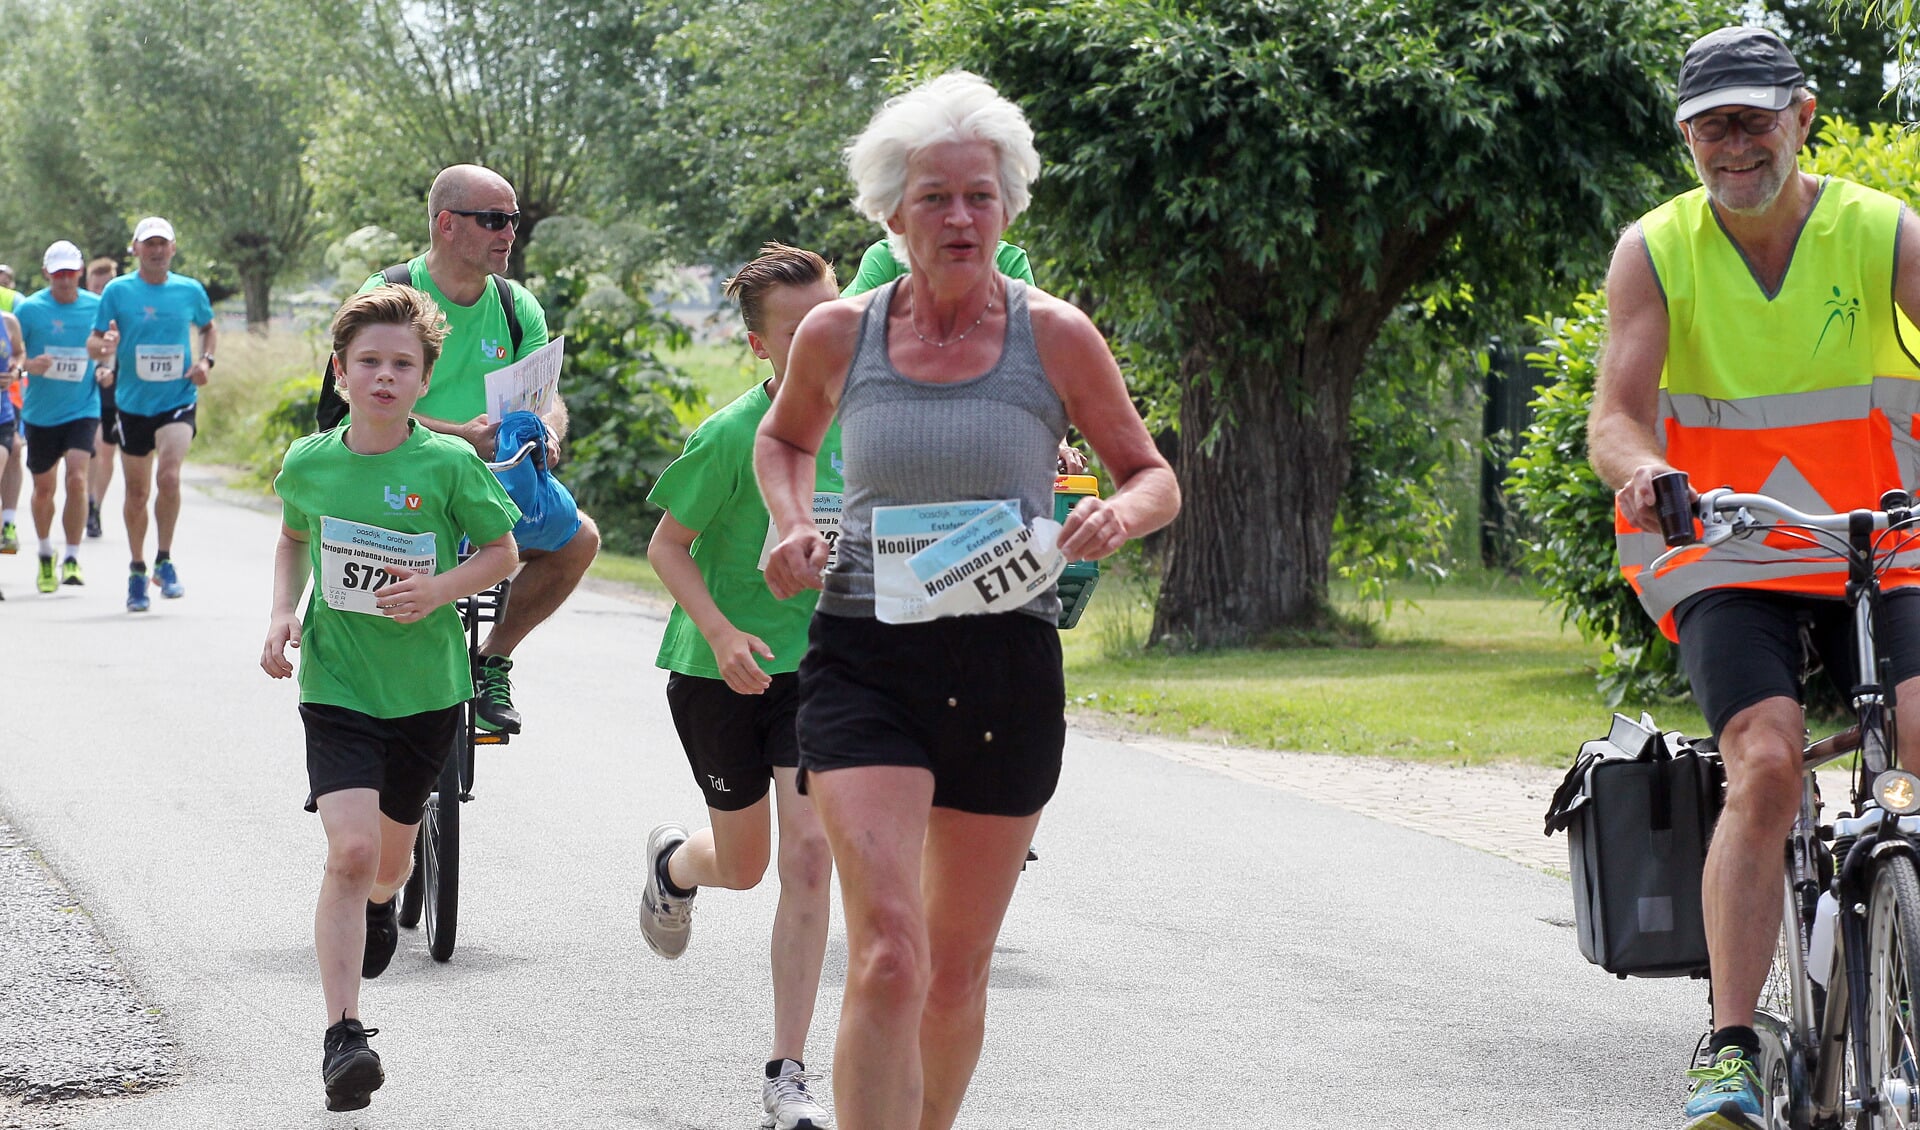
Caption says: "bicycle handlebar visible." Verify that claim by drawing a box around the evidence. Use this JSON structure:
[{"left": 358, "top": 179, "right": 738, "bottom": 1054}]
[
  {"left": 1645, "top": 474, "right": 1915, "bottom": 574},
  {"left": 485, "top": 440, "right": 539, "bottom": 472}
]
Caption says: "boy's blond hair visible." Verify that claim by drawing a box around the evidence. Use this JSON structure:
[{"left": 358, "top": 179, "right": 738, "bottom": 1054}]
[{"left": 329, "top": 286, "right": 451, "bottom": 375}]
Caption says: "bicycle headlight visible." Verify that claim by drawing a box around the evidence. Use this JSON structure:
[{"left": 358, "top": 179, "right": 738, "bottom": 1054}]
[{"left": 1876, "top": 770, "right": 1920, "bottom": 816}]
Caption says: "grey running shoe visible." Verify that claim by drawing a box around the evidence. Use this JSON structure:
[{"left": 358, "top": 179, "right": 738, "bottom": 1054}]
[
  {"left": 639, "top": 823, "right": 694, "bottom": 959},
  {"left": 85, "top": 501, "right": 101, "bottom": 539},
  {"left": 473, "top": 654, "right": 523, "bottom": 734},
  {"left": 763, "top": 1059, "right": 831, "bottom": 1129}
]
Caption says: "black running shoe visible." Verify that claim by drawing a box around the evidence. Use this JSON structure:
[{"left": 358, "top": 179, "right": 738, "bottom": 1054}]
[
  {"left": 363, "top": 897, "right": 399, "bottom": 979},
  {"left": 473, "top": 654, "right": 523, "bottom": 734},
  {"left": 322, "top": 1017, "right": 383, "bottom": 1112}
]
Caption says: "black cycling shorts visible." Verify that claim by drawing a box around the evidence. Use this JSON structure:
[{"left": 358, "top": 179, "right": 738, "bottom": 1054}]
[
  {"left": 797, "top": 611, "right": 1065, "bottom": 817},
  {"left": 301, "top": 702, "right": 460, "bottom": 825},
  {"left": 665, "top": 671, "right": 799, "bottom": 811},
  {"left": 1677, "top": 587, "right": 1920, "bottom": 737},
  {"left": 24, "top": 417, "right": 98, "bottom": 474}
]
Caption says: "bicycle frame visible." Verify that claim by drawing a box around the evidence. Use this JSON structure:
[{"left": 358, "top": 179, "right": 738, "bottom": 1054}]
[{"left": 1668, "top": 489, "right": 1920, "bottom": 1127}]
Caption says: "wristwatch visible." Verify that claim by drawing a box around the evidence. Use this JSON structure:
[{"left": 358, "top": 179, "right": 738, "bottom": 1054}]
[{"left": 201, "top": 355, "right": 216, "bottom": 370}]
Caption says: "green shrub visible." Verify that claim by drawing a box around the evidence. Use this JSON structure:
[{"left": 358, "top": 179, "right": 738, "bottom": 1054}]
[{"left": 1506, "top": 293, "right": 1684, "bottom": 704}]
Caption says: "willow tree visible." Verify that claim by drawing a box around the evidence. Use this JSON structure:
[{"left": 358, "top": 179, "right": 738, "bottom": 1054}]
[{"left": 916, "top": 0, "right": 1733, "bottom": 647}]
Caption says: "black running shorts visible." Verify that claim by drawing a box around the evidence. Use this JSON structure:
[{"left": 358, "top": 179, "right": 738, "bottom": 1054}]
[
  {"left": 1677, "top": 587, "right": 1920, "bottom": 737},
  {"left": 796, "top": 611, "right": 1065, "bottom": 817},
  {"left": 116, "top": 404, "right": 197, "bottom": 458},
  {"left": 23, "top": 417, "right": 98, "bottom": 474},
  {"left": 665, "top": 671, "right": 800, "bottom": 811},
  {"left": 301, "top": 702, "right": 461, "bottom": 824}
]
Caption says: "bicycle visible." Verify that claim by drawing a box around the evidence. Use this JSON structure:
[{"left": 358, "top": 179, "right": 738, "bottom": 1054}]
[
  {"left": 395, "top": 439, "right": 537, "bottom": 962},
  {"left": 1650, "top": 481, "right": 1920, "bottom": 1129}
]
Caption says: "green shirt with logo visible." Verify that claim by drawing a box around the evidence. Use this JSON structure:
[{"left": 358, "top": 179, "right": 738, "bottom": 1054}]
[
  {"left": 648, "top": 381, "right": 844, "bottom": 678},
  {"left": 276, "top": 422, "right": 521, "bottom": 718},
  {"left": 358, "top": 257, "right": 550, "bottom": 424}
]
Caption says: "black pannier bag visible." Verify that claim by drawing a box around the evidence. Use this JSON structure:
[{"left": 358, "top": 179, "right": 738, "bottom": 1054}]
[{"left": 1542, "top": 712, "right": 1724, "bottom": 979}]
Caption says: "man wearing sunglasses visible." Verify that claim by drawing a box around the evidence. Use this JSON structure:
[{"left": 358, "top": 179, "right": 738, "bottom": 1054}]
[
  {"left": 357, "top": 163, "right": 600, "bottom": 735},
  {"left": 1591, "top": 26, "right": 1920, "bottom": 1129}
]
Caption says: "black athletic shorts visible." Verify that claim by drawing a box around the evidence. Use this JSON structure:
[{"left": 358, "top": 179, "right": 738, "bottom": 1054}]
[
  {"left": 1677, "top": 587, "right": 1920, "bottom": 737},
  {"left": 665, "top": 671, "right": 800, "bottom": 811},
  {"left": 116, "top": 404, "right": 196, "bottom": 458},
  {"left": 0, "top": 420, "right": 13, "bottom": 450},
  {"left": 796, "top": 611, "right": 1065, "bottom": 817},
  {"left": 300, "top": 702, "right": 461, "bottom": 824},
  {"left": 24, "top": 417, "right": 98, "bottom": 474},
  {"left": 98, "top": 379, "right": 117, "bottom": 445}
]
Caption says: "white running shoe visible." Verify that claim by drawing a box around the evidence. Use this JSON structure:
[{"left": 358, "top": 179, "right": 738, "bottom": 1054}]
[
  {"left": 639, "top": 823, "right": 694, "bottom": 959},
  {"left": 762, "top": 1060, "right": 831, "bottom": 1129}
]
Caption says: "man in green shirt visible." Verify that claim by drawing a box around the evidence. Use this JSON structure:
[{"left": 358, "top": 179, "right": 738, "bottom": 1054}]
[
  {"left": 359, "top": 164, "right": 600, "bottom": 734},
  {"left": 640, "top": 244, "right": 841, "bottom": 1130}
]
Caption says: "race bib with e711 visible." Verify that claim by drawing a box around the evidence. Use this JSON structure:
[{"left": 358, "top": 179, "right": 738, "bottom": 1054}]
[
  {"left": 134, "top": 344, "right": 186, "bottom": 383},
  {"left": 40, "top": 346, "right": 88, "bottom": 382},
  {"left": 872, "top": 500, "right": 1064, "bottom": 624},
  {"left": 319, "top": 516, "right": 438, "bottom": 616},
  {"left": 759, "top": 492, "right": 843, "bottom": 572}
]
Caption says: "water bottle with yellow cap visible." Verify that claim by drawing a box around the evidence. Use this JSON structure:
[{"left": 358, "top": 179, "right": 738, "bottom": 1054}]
[{"left": 1053, "top": 474, "right": 1102, "bottom": 629}]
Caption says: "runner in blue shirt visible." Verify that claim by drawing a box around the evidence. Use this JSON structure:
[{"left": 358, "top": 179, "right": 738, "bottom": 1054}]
[
  {"left": 17, "top": 241, "right": 103, "bottom": 592},
  {"left": 87, "top": 217, "right": 216, "bottom": 612}
]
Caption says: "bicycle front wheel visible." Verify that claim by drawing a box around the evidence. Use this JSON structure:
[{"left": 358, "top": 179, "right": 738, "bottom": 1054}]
[
  {"left": 421, "top": 752, "right": 461, "bottom": 962},
  {"left": 1862, "top": 853, "right": 1920, "bottom": 1128}
]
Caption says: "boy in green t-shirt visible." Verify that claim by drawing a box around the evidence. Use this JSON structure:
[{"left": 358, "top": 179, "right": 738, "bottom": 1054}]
[
  {"left": 639, "top": 243, "right": 841, "bottom": 1129},
  {"left": 261, "top": 287, "right": 519, "bottom": 1113}
]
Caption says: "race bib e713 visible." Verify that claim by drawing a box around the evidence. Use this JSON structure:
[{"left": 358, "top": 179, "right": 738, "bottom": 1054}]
[
  {"left": 871, "top": 500, "right": 1064, "bottom": 624},
  {"left": 40, "top": 346, "right": 88, "bottom": 382},
  {"left": 319, "top": 517, "right": 438, "bottom": 615}
]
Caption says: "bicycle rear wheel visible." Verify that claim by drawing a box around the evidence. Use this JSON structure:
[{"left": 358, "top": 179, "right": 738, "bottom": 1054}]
[
  {"left": 421, "top": 751, "right": 461, "bottom": 962},
  {"left": 1862, "top": 853, "right": 1920, "bottom": 1128}
]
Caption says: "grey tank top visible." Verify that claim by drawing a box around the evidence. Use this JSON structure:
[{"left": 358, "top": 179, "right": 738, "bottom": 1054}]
[{"left": 819, "top": 278, "right": 1068, "bottom": 621}]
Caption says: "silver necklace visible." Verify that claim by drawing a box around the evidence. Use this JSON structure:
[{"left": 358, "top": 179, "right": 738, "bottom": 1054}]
[{"left": 910, "top": 285, "right": 997, "bottom": 348}]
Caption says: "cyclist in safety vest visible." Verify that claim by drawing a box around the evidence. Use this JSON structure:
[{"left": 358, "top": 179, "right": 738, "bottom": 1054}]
[{"left": 1590, "top": 27, "right": 1920, "bottom": 1129}]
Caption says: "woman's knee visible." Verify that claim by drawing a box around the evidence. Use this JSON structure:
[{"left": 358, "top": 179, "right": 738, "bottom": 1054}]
[
  {"left": 709, "top": 838, "right": 772, "bottom": 890},
  {"left": 777, "top": 830, "right": 833, "bottom": 891},
  {"left": 849, "top": 904, "right": 930, "bottom": 1002}
]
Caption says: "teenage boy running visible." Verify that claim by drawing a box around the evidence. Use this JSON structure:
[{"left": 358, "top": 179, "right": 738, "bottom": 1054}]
[
  {"left": 261, "top": 286, "right": 519, "bottom": 1112},
  {"left": 641, "top": 243, "right": 841, "bottom": 1130}
]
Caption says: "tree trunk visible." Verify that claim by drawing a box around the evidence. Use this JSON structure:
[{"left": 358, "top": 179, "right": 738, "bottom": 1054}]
[
  {"left": 1151, "top": 318, "right": 1378, "bottom": 649},
  {"left": 239, "top": 264, "right": 272, "bottom": 334}
]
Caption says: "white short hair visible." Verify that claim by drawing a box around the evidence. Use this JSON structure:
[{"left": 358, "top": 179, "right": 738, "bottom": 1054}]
[{"left": 846, "top": 72, "right": 1041, "bottom": 228}]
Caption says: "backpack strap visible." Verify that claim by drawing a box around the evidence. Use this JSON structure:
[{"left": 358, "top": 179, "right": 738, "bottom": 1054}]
[
  {"left": 382, "top": 263, "right": 410, "bottom": 287},
  {"left": 491, "top": 273, "right": 524, "bottom": 355}
]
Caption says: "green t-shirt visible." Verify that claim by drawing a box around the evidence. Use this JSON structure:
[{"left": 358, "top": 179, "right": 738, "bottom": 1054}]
[
  {"left": 647, "top": 380, "right": 844, "bottom": 678},
  {"left": 358, "top": 257, "right": 550, "bottom": 423},
  {"left": 843, "top": 240, "right": 1034, "bottom": 296},
  {"left": 275, "top": 422, "right": 522, "bottom": 717}
]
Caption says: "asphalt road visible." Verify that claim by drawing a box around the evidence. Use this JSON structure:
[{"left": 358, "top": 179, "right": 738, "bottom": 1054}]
[{"left": 0, "top": 469, "right": 1707, "bottom": 1128}]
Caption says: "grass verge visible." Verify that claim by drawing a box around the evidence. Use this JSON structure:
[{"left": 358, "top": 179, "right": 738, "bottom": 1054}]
[{"left": 1062, "top": 575, "right": 1708, "bottom": 768}]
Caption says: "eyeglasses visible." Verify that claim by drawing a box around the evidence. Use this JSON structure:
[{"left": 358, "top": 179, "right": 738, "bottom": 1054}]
[
  {"left": 445, "top": 209, "right": 522, "bottom": 232},
  {"left": 1687, "top": 108, "right": 1786, "bottom": 143}
]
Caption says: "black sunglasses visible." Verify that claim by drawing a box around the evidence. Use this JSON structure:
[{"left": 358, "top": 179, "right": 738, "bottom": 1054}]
[{"left": 445, "top": 208, "right": 522, "bottom": 232}]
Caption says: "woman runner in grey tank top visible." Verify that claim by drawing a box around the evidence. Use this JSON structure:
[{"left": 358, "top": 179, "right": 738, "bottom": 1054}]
[{"left": 753, "top": 72, "right": 1179, "bottom": 1130}]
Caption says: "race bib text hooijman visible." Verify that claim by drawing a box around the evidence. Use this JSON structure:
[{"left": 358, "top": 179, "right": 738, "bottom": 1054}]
[
  {"left": 872, "top": 500, "right": 1064, "bottom": 624},
  {"left": 320, "top": 517, "right": 438, "bottom": 616}
]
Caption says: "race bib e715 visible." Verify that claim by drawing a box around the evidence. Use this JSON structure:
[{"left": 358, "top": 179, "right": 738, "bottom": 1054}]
[
  {"left": 134, "top": 344, "right": 186, "bottom": 383},
  {"left": 319, "top": 517, "right": 438, "bottom": 615},
  {"left": 871, "top": 500, "right": 1064, "bottom": 624}
]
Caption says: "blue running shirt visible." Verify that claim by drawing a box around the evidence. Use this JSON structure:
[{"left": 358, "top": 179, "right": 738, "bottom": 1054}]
[
  {"left": 92, "top": 273, "right": 212, "bottom": 417},
  {"left": 15, "top": 288, "right": 101, "bottom": 426}
]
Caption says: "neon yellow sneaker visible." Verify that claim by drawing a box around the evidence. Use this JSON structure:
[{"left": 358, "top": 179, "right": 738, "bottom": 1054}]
[
  {"left": 61, "top": 558, "right": 82, "bottom": 587},
  {"left": 35, "top": 556, "right": 56, "bottom": 594}
]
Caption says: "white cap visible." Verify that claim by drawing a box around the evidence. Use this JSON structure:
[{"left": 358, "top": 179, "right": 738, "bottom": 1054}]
[
  {"left": 42, "top": 241, "right": 82, "bottom": 274},
  {"left": 132, "top": 217, "right": 175, "bottom": 244}
]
